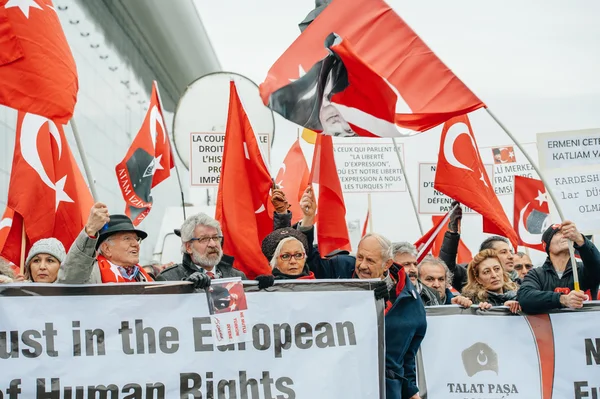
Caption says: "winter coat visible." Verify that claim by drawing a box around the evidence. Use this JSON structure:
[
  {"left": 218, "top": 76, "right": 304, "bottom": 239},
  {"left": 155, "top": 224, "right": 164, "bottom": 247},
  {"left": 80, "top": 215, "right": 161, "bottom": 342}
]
[
  {"left": 156, "top": 253, "right": 246, "bottom": 281},
  {"left": 385, "top": 273, "right": 427, "bottom": 399},
  {"left": 518, "top": 237, "right": 600, "bottom": 314},
  {"left": 57, "top": 230, "right": 102, "bottom": 284},
  {"left": 439, "top": 231, "right": 469, "bottom": 290}
]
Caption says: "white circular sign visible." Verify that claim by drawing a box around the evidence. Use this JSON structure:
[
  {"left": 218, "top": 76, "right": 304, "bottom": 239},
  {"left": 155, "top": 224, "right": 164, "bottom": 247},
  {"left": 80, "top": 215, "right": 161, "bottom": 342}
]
[{"left": 173, "top": 71, "right": 275, "bottom": 171}]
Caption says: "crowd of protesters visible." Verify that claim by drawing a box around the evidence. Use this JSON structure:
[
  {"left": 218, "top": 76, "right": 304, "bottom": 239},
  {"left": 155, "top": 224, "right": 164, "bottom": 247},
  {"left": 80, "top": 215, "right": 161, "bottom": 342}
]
[{"left": 0, "top": 188, "right": 599, "bottom": 399}]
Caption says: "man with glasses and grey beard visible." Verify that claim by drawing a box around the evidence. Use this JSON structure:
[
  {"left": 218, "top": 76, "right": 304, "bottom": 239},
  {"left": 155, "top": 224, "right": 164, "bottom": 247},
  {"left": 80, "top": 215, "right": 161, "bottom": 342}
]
[{"left": 157, "top": 213, "right": 246, "bottom": 287}]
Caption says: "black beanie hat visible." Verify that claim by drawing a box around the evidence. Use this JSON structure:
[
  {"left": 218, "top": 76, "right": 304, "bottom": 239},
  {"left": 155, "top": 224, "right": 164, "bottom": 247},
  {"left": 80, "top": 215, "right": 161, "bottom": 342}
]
[
  {"left": 261, "top": 228, "right": 309, "bottom": 262},
  {"left": 541, "top": 224, "right": 561, "bottom": 254}
]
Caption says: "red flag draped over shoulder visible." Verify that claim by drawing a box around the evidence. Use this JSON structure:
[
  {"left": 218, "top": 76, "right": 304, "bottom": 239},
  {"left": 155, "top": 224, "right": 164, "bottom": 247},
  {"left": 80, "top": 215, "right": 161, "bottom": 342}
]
[
  {"left": 310, "top": 134, "right": 351, "bottom": 256},
  {"left": 215, "top": 81, "right": 273, "bottom": 279},
  {"left": 0, "top": 0, "right": 78, "bottom": 123},
  {"left": 260, "top": 0, "right": 484, "bottom": 137},
  {"left": 274, "top": 139, "right": 310, "bottom": 225},
  {"left": 434, "top": 114, "right": 518, "bottom": 248},
  {"left": 115, "top": 81, "right": 174, "bottom": 226},
  {"left": 0, "top": 112, "right": 93, "bottom": 264},
  {"left": 513, "top": 176, "right": 550, "bottom": 252}
]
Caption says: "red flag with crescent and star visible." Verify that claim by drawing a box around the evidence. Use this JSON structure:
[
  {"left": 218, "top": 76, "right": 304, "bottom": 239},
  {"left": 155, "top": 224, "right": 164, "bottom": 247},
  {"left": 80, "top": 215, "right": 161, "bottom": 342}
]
[
  {"left": 259, "top": 0, "right": 484, "bottom": 138},
  {"left": 434, "top": 114, "right": 518, "bottom": 248},
  {"left": 274, "top": 139, "right": 310, "bottom": 225},
  {"left": 0, "top": 0, "right": 78, "bottom": 123},
  {"left": 513, "top": 175, "right": 550, "bottom": 252},
  {"left": 115, "top": 81, "right": 174, "bottom": 226},
  {"left": 0, "top": 111, "right": 93, "bottom": 265}
]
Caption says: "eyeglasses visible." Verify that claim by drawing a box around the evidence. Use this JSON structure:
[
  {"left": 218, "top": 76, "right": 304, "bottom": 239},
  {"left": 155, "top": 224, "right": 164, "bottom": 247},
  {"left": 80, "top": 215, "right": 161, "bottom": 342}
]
[
  {"left": 190, "top": 236, "right": 223, "bottom": 245},
  {"left": 514, "top": 263, "right": 533, "bottom": 271},
  {"left": 279, "top": 253, "right": 305, "bottom": 262}
]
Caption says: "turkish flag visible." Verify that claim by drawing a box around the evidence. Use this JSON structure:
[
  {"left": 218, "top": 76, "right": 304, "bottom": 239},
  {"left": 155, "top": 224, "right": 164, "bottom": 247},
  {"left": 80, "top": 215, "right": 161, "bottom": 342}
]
[
  {"left": 115, "top": 81, "right": 174, "bottom": 226},
  {"left": 0, "top": 0, "right": 78, "bottom": 123},
  {"left": 414, "top": 209, "right": 452, "bottom": 263},
  {"left": 514, "top": 175, "right": 550, "bottom": 252},
  {"left": 3, "top": 112, "right": 93, "bottom": 266},
  {"left": 260, "top": 0, "right": 484, "bottom": 137},
  {"left": 275, "top": 139, "right": 310, "bottom": 225},
  {"left": 215, "top": 81, "right": 273, "bottom": 279},
  {"left": 434, "top": 114, "right": 518, "bottom": 248},
  {"left": 431, "top": 215, "right": 472, "bottom": 265},
  {"left": 310, "top": 134, "right": 351, "bottom": 256},
  {"left": 0, "top": 206, "right": 24, "bottom": 266}
]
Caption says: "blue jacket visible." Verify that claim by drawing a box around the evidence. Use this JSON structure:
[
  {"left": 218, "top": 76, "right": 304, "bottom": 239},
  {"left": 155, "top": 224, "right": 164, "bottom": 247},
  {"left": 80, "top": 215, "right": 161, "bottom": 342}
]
[{"left": 385, "top": 274, "right": 427, "bottom": 399}]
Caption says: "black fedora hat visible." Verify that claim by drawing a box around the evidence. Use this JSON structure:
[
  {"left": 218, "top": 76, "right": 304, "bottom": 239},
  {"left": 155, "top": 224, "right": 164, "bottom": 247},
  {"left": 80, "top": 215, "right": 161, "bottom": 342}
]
[{"left": 96, "top": 215, "right": 148, "bottom": 250}]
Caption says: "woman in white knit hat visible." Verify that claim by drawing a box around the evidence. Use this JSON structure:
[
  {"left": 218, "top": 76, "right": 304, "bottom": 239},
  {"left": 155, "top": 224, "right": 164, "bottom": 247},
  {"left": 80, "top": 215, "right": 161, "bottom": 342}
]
[{"left": 24, "top": 238, "right": 66, "bottom": 283}]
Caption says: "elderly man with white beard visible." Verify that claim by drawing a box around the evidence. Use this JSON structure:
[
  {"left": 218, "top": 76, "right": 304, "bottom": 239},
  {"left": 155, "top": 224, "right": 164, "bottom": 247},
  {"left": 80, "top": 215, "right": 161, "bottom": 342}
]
[{"left": 157, "top": 213, "right": 246, "bottom": 286}]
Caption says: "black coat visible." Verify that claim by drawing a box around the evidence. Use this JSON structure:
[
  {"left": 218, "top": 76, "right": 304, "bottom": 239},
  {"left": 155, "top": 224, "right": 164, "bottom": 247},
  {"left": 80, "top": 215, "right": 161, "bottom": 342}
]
[
  {"left": 156, "top": 253, "right": 247, "bottom": 281},
  {"left": 517, "top": 238, "right": 600, "bottom": 314},
  {"left": 438, "top": 231, "right": 469, "bottom": 290}
]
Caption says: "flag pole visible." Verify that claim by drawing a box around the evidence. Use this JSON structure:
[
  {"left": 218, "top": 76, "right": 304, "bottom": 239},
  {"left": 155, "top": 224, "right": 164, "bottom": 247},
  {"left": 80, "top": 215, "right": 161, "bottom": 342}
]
[
  {"left": 391, "top": 138, "right": 424, "bottom": 235},
  {"left": 69, "top": 118, "right": 98, "bottom": 201},
  {"left": 485, "top": 107, "right": 580, "bottom": 290},
  {"left": 19, "top": 223, "right": 26, "bottom": 275},
  {"left": 367, "top": 193, "right": 373, "bottom": 233}
]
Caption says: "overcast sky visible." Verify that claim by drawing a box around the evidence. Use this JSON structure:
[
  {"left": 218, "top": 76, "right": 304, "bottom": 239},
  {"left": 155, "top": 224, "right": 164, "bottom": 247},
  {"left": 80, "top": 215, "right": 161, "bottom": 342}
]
[{"left": 193, "top": 0, "right": 600, "bottom": 257}]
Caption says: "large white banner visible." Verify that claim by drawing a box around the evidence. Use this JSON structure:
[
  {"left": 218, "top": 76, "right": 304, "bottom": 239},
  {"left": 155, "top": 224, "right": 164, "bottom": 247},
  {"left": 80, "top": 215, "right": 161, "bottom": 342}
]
[
  {"left": 0, "top": 285, "right": 381, "bottom": 398},
  {"left": 537, "top": 129, "right": 600, "bottom": 234},
  {"left": 419, "top": 304, "right": 600, "bottom": 399}
]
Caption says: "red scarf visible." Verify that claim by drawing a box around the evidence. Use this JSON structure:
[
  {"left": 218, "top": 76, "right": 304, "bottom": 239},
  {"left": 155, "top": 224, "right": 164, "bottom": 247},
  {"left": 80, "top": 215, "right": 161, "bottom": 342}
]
[
  {"left": 384, "top": 266, "right": 407, "bottom": 315},
  {"left": 97, "top": 255, "right": 153, "bottom": 283}
]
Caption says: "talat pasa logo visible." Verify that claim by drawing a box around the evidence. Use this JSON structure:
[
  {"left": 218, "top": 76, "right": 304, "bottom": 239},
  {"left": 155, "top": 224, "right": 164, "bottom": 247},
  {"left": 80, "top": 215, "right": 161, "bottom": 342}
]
[{"left": 446, "top": 342, "right": 519, "bottom": 396}]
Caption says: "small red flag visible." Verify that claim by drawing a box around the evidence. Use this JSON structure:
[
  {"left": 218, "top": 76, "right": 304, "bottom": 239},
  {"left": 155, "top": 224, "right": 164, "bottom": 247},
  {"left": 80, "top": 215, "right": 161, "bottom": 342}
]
[
  {"left": 514, "top": 176, "right": 550, "bottom": 252},
  {"left": 115, "top": 82, "right": 174, "bottom": 225},
  {"left": 215, "top": 81, "right": 273, "bottom": 279},
  {"left": 275, "top": 140, "right": 310, "bottom": 225},
  {"left": 434, "top": 114, "right": 518, "bottom": 248},
  {"left": 310, "top": 134, "right": 351, "bottom": 257}
]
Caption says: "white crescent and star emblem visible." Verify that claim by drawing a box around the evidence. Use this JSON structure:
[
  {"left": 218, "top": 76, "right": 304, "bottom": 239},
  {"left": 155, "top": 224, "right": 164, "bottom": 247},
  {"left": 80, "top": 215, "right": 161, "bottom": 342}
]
[
  {"left": 518, "top": 194, "right": 550, "bottom": 246},
  {"left": 276, "top": 163, "right": 287, "bottom": 189},
  {"left": 20, "top": 113, "right": 74, "bottom": 210},
  {"left": 147, "top": 105, "right": 166, "bottom": 176},
  {"left": 443, "top": 122, "right": 478, "bottom": 172},
  {"left": 5, "top": 0, "right": 42, "bottom": 18},
  {"left": 0, "top": 217, "right": 12, "bottom": 232},
  {"left": 477, "top": 350, "right": 488, "bottom": 366}
]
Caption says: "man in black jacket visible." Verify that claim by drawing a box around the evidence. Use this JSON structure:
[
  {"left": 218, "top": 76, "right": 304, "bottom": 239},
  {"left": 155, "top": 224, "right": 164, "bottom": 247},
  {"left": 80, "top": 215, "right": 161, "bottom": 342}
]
[
  {"left": 518, "top": 221, "right": 600, "bottom": 314},
  {"left": 157, "top": 213, "right": 246, "bottom": 284}
]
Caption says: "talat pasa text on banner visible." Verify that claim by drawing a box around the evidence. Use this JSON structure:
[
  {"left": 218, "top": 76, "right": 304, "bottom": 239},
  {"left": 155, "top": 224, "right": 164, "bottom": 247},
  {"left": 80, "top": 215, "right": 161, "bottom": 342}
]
[
  {"left": 537, "top": 129, "right": 600, "bottom": 234},
  {"left": 479, "top": 143, "right": 539, "bottom": 196},
  {"left": 190, "top": 132, "right": 271, "bottom": 187},
  {"left": 0, "top": 282, "right": 382, "bottom": 398},
  {"left": 333, "top": 139, "right": 407, "bottom": 193},
  {"left": 417, "top": 304, "right": 600, "bottom": 399},
  {"left": 418, "top": 163, "right": 494, "bottom": 214}
]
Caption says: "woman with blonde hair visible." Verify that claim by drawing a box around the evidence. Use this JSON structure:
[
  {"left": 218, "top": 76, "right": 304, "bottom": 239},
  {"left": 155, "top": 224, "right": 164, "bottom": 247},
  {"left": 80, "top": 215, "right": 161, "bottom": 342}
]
[{"left": 462, "top": 249, "right": 520, "bottom": 313}]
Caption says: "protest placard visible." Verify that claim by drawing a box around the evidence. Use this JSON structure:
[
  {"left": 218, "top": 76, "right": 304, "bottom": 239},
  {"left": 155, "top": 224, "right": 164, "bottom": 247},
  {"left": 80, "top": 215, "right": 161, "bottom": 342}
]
[
  {"left": 479, "top": 143, "right": 539, "bottom": 196},
  {"left": 537, "top": 129, "right": 600, "bottom": 233},
  {"left": 333, "top": 140, "right": 406, "bottom": 193},
  {"left": 190, "top": 132, "right": 270, "bottom": 186}
]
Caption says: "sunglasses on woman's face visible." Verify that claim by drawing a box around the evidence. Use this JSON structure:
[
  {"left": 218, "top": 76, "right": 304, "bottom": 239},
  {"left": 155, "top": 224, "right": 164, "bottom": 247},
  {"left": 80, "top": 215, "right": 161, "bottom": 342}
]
[{"left": 514, "top": 263, "right": 533, "bottom": 271}]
